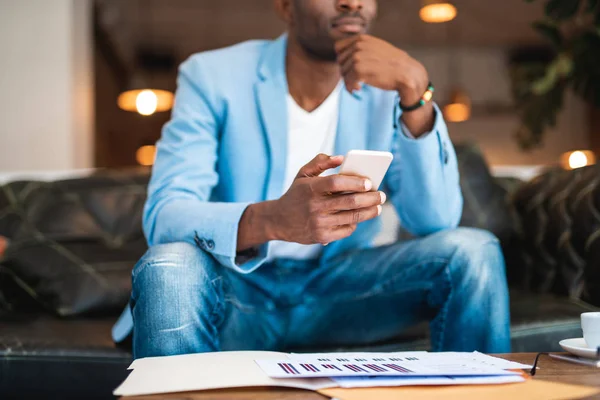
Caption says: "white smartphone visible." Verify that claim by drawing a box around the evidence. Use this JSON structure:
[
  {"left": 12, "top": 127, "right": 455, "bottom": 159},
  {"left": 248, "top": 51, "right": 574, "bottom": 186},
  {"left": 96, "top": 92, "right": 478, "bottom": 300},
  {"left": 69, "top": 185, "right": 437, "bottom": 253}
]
[{"left": 339, "top": 150, "right": 394, "bottom": 191}]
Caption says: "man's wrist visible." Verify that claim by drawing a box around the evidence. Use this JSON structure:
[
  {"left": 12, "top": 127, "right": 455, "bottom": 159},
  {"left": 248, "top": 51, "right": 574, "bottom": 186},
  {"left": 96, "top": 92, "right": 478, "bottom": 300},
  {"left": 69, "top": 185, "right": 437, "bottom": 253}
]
[
  {"left": 397, "top": 79, "right": 428, "bottom": 105},
  {"left": 396, "top": 64, "right": 429, "bottom": 105},
  {"left": 237, "top": 201, "right": 279, "bottom": 252},
  {"left": 247, "top": 201, "right": 280, "bottom": 242}
]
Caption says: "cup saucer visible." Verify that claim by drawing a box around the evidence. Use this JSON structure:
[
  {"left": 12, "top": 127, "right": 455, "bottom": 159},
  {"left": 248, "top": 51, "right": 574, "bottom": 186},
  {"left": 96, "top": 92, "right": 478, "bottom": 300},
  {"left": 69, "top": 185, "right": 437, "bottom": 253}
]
[{"left": 559, "top": 338, "right": 599, "bottom": 359}]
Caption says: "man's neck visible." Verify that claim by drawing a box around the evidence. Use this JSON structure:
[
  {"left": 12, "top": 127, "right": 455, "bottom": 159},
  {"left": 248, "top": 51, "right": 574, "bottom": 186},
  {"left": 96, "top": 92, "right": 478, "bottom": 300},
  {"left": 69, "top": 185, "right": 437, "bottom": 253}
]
[{"left": 286, "top": 38, "right": 341, "bottom": 113}]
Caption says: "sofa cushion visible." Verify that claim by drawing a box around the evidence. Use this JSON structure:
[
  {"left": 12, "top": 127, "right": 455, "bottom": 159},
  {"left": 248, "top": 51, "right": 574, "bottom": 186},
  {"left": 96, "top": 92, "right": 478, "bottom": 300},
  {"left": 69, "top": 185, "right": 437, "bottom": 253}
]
[
  {"left": 570, "top": 166, "right": 600, "bottom": 306},
  {"left": 455, "top": 143, "right": 517, "bottom": 244},
  {"left": 512, "top": 165, "right": 600, "bottom": 307},
  {"left": 445, "top": 143, "right": 525, "bottom": 286},
  {"left": 0, "top": 171, "right": 149, "bottom": 316},
  {"left": 0, "top": 313, "right": 131, "bottom": 400}
]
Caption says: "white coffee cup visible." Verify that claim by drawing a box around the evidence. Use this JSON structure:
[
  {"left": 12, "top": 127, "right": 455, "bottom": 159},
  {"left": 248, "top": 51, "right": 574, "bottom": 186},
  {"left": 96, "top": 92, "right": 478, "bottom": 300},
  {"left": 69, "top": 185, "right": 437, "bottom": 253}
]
[{"left": 581, "top": 312, "right": 600, "bottom": 349}]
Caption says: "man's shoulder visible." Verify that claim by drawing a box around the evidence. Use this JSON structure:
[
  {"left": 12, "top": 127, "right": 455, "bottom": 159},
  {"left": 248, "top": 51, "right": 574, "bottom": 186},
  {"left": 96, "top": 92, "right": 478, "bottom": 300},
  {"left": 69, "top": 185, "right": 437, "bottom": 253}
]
[{"left": 181, "top": 39, "right": 270, "bottom": 76}]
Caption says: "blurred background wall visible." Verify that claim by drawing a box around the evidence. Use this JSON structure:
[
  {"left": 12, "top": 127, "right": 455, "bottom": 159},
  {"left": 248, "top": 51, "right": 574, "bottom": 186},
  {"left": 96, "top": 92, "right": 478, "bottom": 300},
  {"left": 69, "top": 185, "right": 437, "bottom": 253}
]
[
  {"left": 0, "top": 0, "right": 597, "bottom": 171},
  {"left": 0, "top": 0, "right": 94, "bottom": 171}
]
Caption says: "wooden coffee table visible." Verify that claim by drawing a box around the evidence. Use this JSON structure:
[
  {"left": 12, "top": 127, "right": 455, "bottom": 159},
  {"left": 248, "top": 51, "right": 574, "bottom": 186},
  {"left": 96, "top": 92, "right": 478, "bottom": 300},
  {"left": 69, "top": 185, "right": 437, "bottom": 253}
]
[{"left": 122, "top": 353, "right": 600, "bottom": 400}]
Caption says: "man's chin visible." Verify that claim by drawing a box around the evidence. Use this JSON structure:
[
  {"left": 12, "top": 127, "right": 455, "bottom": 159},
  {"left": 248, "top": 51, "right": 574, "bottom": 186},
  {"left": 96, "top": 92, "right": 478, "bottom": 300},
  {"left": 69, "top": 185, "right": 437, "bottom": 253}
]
[
  {"left": 330, "top": 32, "right": 359, "bottom": 42},
  {"left": 330, "top": 25, "right": 366, "bottom": 41},
  {"left": 299, "top": 38, "right": 338, "bottom": 62}
]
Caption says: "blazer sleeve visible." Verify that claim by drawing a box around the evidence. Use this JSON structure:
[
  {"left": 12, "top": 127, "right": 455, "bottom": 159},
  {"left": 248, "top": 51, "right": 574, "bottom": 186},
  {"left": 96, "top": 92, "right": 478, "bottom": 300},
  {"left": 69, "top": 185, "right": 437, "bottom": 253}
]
[
  {"left": 142, "top": 57, "right": 269, "bottom": 274},
  {"left": 384, "top": 102, "right": 463, "bottom": 236}
]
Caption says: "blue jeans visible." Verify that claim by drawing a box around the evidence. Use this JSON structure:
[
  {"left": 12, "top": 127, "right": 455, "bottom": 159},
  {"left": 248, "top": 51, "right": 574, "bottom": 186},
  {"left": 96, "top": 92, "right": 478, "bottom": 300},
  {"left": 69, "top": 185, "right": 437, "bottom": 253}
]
[{"left": 131, "top": 228, "right": 510, "bottom": 359}]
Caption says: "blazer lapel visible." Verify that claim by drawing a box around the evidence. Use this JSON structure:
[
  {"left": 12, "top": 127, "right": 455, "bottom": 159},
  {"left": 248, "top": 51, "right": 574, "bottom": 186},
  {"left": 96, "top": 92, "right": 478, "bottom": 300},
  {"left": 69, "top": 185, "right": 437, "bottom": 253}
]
[{"left": 255, "top": 35, "right": 289, "bottom": 200}]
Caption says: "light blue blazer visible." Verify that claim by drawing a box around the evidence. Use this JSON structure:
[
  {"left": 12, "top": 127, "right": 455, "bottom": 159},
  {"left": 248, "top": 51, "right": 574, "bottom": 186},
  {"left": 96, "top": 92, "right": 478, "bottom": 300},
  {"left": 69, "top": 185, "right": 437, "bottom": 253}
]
[{"left": 111, "top": 34, "right": 463, "bottom": 342}]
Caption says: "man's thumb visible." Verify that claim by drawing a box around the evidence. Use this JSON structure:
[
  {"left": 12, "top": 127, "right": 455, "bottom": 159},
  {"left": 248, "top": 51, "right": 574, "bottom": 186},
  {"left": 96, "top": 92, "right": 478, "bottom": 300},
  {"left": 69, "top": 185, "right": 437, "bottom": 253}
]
[{"left": 296, "top": 154, "right": 344, "bottom": 179}]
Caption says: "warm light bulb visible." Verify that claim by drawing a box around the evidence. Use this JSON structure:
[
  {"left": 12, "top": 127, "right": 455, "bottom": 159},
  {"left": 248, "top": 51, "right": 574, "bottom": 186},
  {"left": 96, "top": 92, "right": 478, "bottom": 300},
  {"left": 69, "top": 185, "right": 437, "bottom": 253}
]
[
  {"left": 569, "top": 151, "right": 588, "bottom": 170},
  {"left": 420, "top": 3, "right": 457, "bottom": 23},
  {"left": 136, "top": 90, "right": 158, "bottom": 116},
  {"left": 136, "top": 145, "right": 157, "bottom": 166},
  {"left": 561, "top": 150, "right": 596, "bottom": 170},
  {"left": 444, "top": 103, "right": 471, "bottom": 123}
]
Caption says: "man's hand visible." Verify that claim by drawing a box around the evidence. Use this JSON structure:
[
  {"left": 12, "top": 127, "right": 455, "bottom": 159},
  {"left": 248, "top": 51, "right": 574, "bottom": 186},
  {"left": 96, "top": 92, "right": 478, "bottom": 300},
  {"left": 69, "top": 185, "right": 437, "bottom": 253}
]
[
  {"left": 237, "top": 154, "right": 386, "bottom": 251},
  {"left": 335, "top": 34, "right": 435, "bottom": 137},
  {"left": 270, "top": 154, "right": 386, "bottom": 245},
  {"left": 335, "top": 34, "right": 428, "bottom": 101}
]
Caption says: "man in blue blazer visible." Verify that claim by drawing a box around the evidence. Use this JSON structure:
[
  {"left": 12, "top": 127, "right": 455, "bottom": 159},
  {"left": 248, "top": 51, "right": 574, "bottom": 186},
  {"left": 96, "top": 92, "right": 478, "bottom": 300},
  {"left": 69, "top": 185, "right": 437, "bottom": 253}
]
[{"left": 113, "top": 0, "right": 510, "bottom": 358}]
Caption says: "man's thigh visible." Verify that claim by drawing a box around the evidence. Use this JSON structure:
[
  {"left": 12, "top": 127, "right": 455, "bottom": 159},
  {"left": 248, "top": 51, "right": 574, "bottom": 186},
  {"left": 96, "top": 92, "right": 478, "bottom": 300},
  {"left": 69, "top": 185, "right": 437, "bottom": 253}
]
[
  {"left": 132, "top": 242, "right": 287, "bottom": 353},
  {"left": 284, "top": 228, "right": 499, "bottom": 349}
]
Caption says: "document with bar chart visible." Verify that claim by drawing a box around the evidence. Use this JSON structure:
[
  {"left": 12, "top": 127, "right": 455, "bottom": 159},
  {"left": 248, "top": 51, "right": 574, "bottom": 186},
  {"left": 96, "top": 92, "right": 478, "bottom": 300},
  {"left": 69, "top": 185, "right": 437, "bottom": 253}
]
[{"left": 255, "top": 352, "right": 521, "bottom": 379}]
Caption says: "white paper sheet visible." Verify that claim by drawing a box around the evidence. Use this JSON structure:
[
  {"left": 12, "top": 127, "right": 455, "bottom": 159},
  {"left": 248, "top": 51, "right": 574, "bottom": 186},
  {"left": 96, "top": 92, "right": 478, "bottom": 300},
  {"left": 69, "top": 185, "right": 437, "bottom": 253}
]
[
  {"left": 289, "top": 351, "right": 428, "bottom": 363},
  {"left": 332, "top": 374, "right": 526, "bottom": 388},
  {"left": 256, "top": 357, "right": 519, "bottom": 379},
  {"left": 407, "top": 352, "right": 533, "bottom": 373},
  {"left": 289, "top": 351, "right": 531, "bottom": 370},
  {"left": 113, "top": 351, "right": 336, "bottom": 397},
  {"left": 461, "top": 351, "right": 533, "bottom": 369}
]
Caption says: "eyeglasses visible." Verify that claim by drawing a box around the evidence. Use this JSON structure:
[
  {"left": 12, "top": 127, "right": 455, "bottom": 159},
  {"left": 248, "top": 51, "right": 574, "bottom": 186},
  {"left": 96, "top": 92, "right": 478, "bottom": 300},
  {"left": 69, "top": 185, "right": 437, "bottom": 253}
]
[{"left": 530, "top": 347, "right": 600, "bottom": 376}]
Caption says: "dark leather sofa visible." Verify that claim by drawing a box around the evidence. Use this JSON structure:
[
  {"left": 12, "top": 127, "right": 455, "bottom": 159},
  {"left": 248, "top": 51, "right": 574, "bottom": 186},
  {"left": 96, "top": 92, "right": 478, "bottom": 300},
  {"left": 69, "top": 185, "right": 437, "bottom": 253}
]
[{"left": 1, "top": 144, "right": 599, "bottom": 399}]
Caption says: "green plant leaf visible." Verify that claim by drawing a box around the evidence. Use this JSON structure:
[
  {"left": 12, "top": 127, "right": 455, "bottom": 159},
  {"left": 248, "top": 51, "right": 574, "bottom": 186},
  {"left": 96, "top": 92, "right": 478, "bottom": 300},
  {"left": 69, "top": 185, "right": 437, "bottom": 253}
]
[
  {"left": 532, "top": 20, "right": 563, "bottom": 46},
  {"left": 545, "top": 0, "right": 582, "bottom": 21},
  {"left": 513, "top": 0, "right": 599, "bottom": 149},
  {"left": 571, "top": 32, "right": 600, "bottom": 105},
  {"left": 510, "top": 61, "right": 567, "bottom": 150}
]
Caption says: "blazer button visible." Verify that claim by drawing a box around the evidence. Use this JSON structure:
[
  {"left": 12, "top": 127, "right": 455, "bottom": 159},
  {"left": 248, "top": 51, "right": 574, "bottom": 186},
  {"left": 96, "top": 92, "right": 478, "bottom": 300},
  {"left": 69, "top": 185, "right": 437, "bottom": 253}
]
[
  {"left": 194, "top": 235, "right": 207, "bottom": 250},
  {"left": 206, "top": 240, "right": 215, "bottom": 250}
]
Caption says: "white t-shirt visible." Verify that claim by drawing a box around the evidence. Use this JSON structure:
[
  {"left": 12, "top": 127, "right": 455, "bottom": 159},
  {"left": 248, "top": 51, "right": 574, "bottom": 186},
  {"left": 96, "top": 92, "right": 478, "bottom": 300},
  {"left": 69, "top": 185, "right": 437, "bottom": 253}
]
[{"left": 268, "top": 82, "right": 343, "bottom": 261}]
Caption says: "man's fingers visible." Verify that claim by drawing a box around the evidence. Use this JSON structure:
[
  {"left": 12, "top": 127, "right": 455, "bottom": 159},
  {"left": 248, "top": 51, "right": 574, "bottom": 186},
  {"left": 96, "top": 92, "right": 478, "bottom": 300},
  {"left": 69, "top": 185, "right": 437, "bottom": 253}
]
[
  {"left": 323, "top": 205, "right": 382, "bottom": 227},
  {"left": 334, "top": 35, "right": 360, "bottom": 55},
  {"left": 340, "top": 55, "right": 355, "bottom": 76},
  {"left": 319, "top": 224, "right": 358, "bottom": 245},
  {"left": 337, "top": 42, "right": 359, "bottom": 93},
  {"left": 336, "top": 43, "right": 356, "bottom": 67},
  {"left": 343, "top": 74, "right": 362, "bottom": 93},
  {"left": 296, "top": 154, "right": 344, "bottom": 179},
  {"left": 339, "top": 56, "right": 362, "bottom": 93},
  {"left": 327, "top": 191, "right": 386, "bottom": 211},
  {"left": 313, "top": 174, "right": 372, "bottom": 194}
]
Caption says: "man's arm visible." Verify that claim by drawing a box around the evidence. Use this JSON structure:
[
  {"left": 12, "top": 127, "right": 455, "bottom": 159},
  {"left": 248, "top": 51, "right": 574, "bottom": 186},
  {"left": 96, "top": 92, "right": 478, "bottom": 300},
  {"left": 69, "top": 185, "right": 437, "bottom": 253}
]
[
  {"left": 335, "top": 35, "right": 463, "bottom": 235},
  {"left": 386, "top": 104, "right": 463, "bottom": 236},
  {"left": 143, "top": 56, "right": 269, "bottom": 273}
]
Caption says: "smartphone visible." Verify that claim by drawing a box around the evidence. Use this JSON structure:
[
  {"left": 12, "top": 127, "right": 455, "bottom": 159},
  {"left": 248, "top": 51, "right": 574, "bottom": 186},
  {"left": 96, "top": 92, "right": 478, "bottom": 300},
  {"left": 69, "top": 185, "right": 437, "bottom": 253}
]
[{"left": 339, "top": 150, "right": 394, "bottom": 191}]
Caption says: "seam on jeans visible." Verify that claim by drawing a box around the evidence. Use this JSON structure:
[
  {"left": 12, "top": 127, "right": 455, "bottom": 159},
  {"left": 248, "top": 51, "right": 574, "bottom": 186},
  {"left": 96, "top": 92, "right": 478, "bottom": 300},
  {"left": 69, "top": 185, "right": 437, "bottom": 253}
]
[
  {"left": 223, "top": 296, "right": 260, "bottom": 314},
  {"left": 431, "top": 266, "right": 452, "bottom": 351},
  {"left": 208, "top": 276, "right": 226, "bottom": 351},
  {"left": 315, "top": 258, "right": 450, "bottom": 305},
  {"left": 209, "top": 276, "right": 225, "bottom": 320}
]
